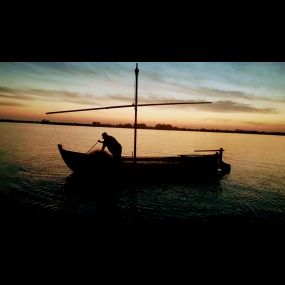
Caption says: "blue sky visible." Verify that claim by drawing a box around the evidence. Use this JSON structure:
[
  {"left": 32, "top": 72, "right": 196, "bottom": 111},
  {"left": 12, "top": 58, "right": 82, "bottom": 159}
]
[{"left": 0, "top": 62, "right": 285, "bottom": 131}]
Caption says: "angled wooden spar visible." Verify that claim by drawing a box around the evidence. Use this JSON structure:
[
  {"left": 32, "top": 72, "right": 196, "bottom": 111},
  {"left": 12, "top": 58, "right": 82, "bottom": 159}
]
[
  {"left": 45, "top": 101, "right": 212, "bottom": 115},
  {"left": 46, "top": 102, "right": 212, "bottom": 162}
]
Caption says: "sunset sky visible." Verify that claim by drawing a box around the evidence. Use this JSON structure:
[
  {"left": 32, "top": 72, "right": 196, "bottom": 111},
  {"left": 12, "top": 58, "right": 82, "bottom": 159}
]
[{"left": 0, "top": 62, "right": 285, "bottom": 131}]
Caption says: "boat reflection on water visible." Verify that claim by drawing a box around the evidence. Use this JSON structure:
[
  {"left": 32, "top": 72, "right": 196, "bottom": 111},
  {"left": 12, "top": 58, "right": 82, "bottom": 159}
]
[
  {"left": 61, "top": 160, "right": 226, "bottom": 224},
  {"left": 62, "top": 170, "right": 122, "bottom": 222}
]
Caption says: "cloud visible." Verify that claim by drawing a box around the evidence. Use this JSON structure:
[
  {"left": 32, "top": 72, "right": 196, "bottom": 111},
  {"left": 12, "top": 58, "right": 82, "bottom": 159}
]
[
  {"left": 247, "top": 122, "right": 285, "bottom": 128},
  {"left": 0, "top": 86, "right": 23, "bottom": 95},
  {"left": 133, "top": 75, "right": 285, "bottom": 103},
  {"left": 106, "top": 93, "right": 171, "bottom": 103},
  {"left": 0, "top": 101, "right": 25, "bottom": 107},
  {"left": 105, "top": 94, "right": 278, "bottom": 114},
  {"left": 0, "top": 62, "right": 132, "bottom": 84},
  {"left": 0, "top": 85, "right": 282, "bottom": 115},
  {"left": 243, "top": 121, "right": 269, "bottom": 126},
  {"left": 0, "top": 94, "right": 33, "bottom": 100},
  {"left": 259, "top": 96, "right": 285, "bottom": 103},
  {"left": 195, "top": 87, "right": 252, "bottom": 100},
  {"left": 243, "top": 121, "right": 285, "bottom": 131},
  {"left": 0, "top": 85, "right": 100, "bottom": 106},
  {"left": 139, "top": 68, "right": 254, "bottom": 100},
  {"left": 101, "top": 94, "right": 279, "bottom": 114},
  {"left": 197, "top": 100, "right": 278, "bottom": 114},
  {"left": 203, "top": 117, "right": 236, "bottom": 123}
]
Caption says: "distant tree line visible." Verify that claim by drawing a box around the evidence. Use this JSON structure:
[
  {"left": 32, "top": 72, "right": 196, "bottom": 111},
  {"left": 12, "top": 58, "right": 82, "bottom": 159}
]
[
  {"left": 93, "top": 122, "right": 177, "bottom": 130},
  {"left": 1, "top": 118, "right": 285, "bottom": 136}
]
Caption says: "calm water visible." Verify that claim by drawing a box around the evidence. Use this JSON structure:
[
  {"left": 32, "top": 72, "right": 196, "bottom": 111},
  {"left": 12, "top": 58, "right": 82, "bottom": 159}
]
[{"left": 1, "top": 122, "right": 285, "bottom": 224}]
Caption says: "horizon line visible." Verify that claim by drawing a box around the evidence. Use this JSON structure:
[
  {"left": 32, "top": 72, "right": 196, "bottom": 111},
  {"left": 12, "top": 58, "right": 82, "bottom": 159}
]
[{"left": 1, "top": 118, "right": 285, "bottom": 136}]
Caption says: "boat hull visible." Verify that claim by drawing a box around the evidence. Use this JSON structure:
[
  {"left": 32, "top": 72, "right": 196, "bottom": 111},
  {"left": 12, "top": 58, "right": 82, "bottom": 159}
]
[{"left": 58, "top": 144, "right": 230, "bottom": 181}]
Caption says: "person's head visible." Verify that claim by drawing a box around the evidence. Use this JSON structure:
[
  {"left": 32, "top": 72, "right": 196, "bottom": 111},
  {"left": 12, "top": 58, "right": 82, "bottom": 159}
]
[{"left": 102, "top": 132, "right": 108, "bottom": 139}]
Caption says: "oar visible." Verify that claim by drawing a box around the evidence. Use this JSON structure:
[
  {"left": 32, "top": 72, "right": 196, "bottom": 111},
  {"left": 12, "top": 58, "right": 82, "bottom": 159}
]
[
  {"left": 194, "top": 148, "right": 224, "bottom": 152},
  {"left": 87, "top": 140, "right": 99, "bottom": 154},
  {"left": 178, "top": 149, "right": 225, "bottom": 156}
]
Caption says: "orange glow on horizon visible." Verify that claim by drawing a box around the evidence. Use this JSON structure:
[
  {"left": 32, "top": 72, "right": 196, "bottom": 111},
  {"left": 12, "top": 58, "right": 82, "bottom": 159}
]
[{"left": 2, "top": 105, "right": 285, "bottom": 133}]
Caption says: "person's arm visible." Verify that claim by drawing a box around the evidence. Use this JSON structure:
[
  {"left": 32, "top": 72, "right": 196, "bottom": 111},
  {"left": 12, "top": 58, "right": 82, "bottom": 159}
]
[
  {"left": 99, "top": 140, "right": 107, "bottom": 150},
  {"left": 97, "top": 140, "right": 106, "bottom": 150}
]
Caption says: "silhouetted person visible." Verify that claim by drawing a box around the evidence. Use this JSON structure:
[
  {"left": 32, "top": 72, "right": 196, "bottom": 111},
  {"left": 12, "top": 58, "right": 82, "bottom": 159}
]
[{"left": 98, "top": 132, "right": 122, "bottom": 160}]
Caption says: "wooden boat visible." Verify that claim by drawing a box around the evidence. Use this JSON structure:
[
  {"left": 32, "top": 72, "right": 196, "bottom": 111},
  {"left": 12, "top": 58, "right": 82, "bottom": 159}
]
[
  {"left": 48, "top": 63, "right": 231, "bottom": 181},
  {"left": 58, "top": 144, "right": 230, "bottom": 181}
]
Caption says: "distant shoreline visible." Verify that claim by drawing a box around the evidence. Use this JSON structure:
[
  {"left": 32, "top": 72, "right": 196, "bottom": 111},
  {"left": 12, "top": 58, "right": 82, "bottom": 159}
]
[{"left": 1, "top": 118, "right": 285, "bottom": 136}]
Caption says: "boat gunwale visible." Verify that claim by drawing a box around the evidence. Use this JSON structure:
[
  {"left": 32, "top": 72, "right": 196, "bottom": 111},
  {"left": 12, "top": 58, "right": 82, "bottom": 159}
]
[{"left": 58, "top": 144, "right": 219, "bottom": 161}]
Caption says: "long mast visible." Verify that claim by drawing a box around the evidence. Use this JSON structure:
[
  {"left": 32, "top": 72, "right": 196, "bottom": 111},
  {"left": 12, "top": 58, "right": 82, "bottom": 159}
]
[{"left": 134, "top": 63, "right": 139, "bottom": 162}]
